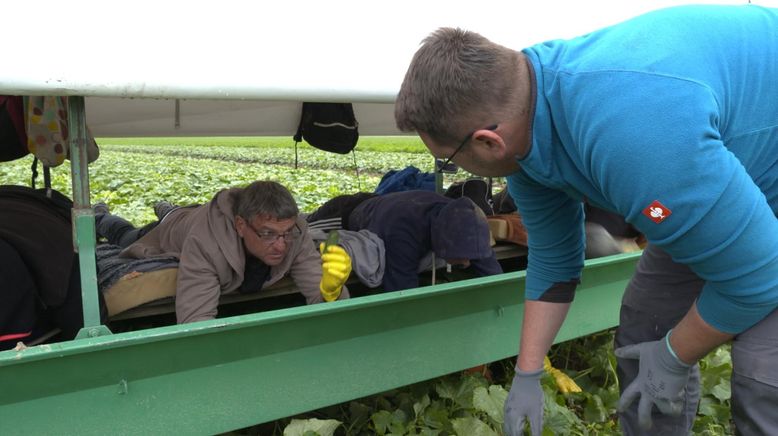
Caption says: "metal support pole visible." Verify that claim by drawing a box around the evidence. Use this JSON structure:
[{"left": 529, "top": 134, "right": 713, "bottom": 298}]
[
  {"left": 68, "top": 96, "right": 111, "bottom": 338},
  {"left": 68, "top": 97, "right": 90, "bottom": 208},
  {"left": 174, "top": 99, "right": 181, "bottom": 129},
  {"left": 434, "top": 158, "right": 443, "bottom": 194}
]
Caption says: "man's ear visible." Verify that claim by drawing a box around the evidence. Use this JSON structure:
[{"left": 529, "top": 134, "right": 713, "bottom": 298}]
[
  {"left": 472, "top": 128, "right": 509, "bottom": 159},
  {"left": 234, "top": 215, "right": 246, "bottom": 237}
]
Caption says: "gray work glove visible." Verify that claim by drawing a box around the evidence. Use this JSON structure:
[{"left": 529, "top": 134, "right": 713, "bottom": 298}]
[
  {"left": 614, "top": 332, "right": 692, "bottom": 430},
  {"left": 503, "top": 367, "right": 544, "bottom": 436}
]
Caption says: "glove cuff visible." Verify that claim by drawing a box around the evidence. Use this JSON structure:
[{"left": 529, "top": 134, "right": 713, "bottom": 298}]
[
  {"left": 320, "top": 284, "right": 342, "bottom": 302},
  {"left": 514, "top": 366, "right": 544, "bottom": 379},
  {"left": 661, "top": 330, "right": 692, "bottom": 370}
]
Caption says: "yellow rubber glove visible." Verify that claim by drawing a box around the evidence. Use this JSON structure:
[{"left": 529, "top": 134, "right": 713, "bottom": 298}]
[
  {"left": 319, "top": 243, "right": 352, "bottom": 302},
  {"left": 544, "top": 356, "right": 582, "bottom": 393}
]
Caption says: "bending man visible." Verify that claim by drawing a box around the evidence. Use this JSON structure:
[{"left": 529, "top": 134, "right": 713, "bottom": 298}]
[{"left": 395, "top": 5, "right": 778, "bottom": 435}]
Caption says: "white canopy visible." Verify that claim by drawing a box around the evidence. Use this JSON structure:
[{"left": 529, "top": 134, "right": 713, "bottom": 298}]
[{"left": 3, "top": 0, "right": 768, "bottom": 136}]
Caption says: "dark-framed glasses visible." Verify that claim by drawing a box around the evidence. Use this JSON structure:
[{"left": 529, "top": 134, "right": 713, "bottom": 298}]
[
  {"left": 436, "top": 124, "right": 498, "bottom": 174},
  {"left": 249, "top": 222, "right": 302, "bottom": 245}
]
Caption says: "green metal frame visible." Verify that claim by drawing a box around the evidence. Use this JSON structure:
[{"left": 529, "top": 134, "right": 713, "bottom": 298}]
[
  {"left": 0, "top": 252, "right": 638, "bottom": 435},
  {"left": 67, "top": 96, "right": 111, "bottom": 338}
]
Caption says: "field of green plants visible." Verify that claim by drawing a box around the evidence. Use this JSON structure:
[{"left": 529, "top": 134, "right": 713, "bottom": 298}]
[
  {"left": 0, "top": 137, "right": 734, "bottom": 435},
  {"left": 0, "top": 137, "right": 434, "bottom": 225}
]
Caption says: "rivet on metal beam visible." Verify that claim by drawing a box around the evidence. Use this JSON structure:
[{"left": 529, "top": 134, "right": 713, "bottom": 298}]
[{"left": 117, "top": 379, "right": 128, "bottom": 395}]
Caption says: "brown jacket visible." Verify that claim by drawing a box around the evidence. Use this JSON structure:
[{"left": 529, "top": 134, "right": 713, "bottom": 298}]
[{"left": 121, "top": 188, "right": 344, "bottom": 323}]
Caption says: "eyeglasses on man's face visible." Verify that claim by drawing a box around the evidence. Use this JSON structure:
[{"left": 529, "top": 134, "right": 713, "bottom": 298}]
[
  {"left": 436, "top": 124, "right": 498, "bottom": 174},
  {"left": 247, "top": 221, "right": 301, "bottom": 245}
]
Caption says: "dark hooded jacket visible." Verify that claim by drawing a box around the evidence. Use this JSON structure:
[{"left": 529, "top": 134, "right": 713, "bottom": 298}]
[
  {"left": 347, "top": 191, "right": 501, "bottom": 292},
  {"left": 0, "top": 185, "right": 99, "bottom": 344},
  {"left": 0, "top": 185, "right": 75, "bottom": 307}
]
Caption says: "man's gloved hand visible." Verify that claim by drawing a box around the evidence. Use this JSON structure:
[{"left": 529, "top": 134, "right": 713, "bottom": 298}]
[
  {"left": 319, "top": 243, "right": 352, "bottom": 302},
  {"left": 503, "top": 367, "right": 544, "bottom": 436},
  {"left": 614, "top": 331, "right": 692, "bottom": 430},
  {"left": 544, "top": 355, "right": 582, "bottom": 393}
]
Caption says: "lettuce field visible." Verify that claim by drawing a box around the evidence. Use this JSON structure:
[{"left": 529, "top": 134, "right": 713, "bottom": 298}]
[
  {"left": 0, "top": 137, "right": 434, "bottom": 225},
  {"left": 0, "top": 137, "right": 734, "bottom": 435}
]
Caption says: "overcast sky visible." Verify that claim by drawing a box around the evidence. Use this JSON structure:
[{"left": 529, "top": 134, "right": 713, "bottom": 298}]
[{"left": 4, "top": 0, "right": 776, "bottom": 99}]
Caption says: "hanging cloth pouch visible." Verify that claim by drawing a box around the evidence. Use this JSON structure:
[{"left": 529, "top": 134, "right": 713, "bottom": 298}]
[{"left": 24, "top": 96, "right": 99, "bottom": 167}]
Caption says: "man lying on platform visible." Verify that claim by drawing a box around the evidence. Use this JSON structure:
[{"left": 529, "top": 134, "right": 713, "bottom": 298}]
[
  {"left": 94, "top": 180, "right": 351, "bottom": 323},
  {"left": 308, "top": 190, "right": 503, "bottom": 292}
]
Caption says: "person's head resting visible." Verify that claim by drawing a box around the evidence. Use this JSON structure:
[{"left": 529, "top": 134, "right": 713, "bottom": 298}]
[
  {"left": 395, "top": 27, "right": 532, "bottom": 177},
  {"left": 232, "top": 181, "right": 300, "bottom": 266},
  {"left": 431, "top": 197, "right": 494, "bottom": 268}
]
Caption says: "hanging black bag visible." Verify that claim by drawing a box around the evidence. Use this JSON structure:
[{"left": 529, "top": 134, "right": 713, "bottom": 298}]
[
  {"left": 0, "top": 95, "right": 52, "bottom": 189},
  {"left": 293, "top": 102, "right": 359, "bottom": 165},
  {"left": 0, "top": 96, "right": 29, "bottom": 162}
]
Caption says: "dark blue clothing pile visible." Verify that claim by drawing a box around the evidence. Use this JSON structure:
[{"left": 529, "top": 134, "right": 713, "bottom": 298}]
[
  {"left": 348, "top": 191, "right": 501, "bottom": 292},
  {"left": 374, "top": 166, "right": 435, "bottom": 195}
]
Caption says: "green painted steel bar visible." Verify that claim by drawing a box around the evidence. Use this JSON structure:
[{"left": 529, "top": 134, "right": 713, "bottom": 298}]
[
  {"left": 67, "top": 96, "right": 104, "bottom": 332},
  {"left": 67, "top": 96, "right": 90, "bottom": 207},
  {"left": 72, "top": 213, "right": 109, "bottom": 336},
  {"left": 0, "top": 253, "right": 638, "bottom": 435}
]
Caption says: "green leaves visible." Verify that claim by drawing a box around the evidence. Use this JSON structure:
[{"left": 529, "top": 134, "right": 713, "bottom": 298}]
[
  {"left": 583, "top": 393, "right": 608, "bottom": 423},
  {"left": 96, "top": 136, "right": 431, "bottom": 154},
  {"left": 102, "top": 143, "right": 435, "bottom": 175},
  {"left": 451, "top": 417, "right": 498, "bottom": 436},
  {"left": 336, "top": 374, "right": 506, "bottom": 436},
  {"left": 283, "top": 418, "right": 341, "bottom": 436},
  {"left": 473, "top": 385, "right": 508, "bottom": 425},
  {"left": 444, "top": 374, "right": 485, "bottom": 410},
  {"left": 1, "top": 149, "right": 396, "bottom": 224},
  {"left": 413, "top": 394, "right": 431, "bottom": 420},
  {"left": 695, "top": 344, "right": 733, "bottom": 434},
  {"left": 542, "top": 384, "right": 584, "bottom": 435}
]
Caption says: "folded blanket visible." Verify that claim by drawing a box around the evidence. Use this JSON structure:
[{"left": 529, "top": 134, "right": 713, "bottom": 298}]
[{"left": 96, "top": 244, "right": 178, "bottom": 293}]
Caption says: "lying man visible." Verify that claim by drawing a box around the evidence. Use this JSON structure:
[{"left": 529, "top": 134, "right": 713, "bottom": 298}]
[
  {"left": 345, "top": 190, "right": 502, "bottom": 292},
  {"left": 96, "top": 180, "right": 351, "bottom": 323}
]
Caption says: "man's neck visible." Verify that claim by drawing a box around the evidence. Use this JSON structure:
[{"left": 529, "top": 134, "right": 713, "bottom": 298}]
[{"left": 511, "top": 52, "right": 535, "bottom": 160}]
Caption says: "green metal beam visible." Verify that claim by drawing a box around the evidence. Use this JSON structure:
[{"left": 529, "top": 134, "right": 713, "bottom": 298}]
[
  {"left": 0, "top": 253, "right": 638, "bottom": 435},
  {"left": 67, "top": 96, "right": 90, "bottom": 208},
  {"left": 66, "top": 96, "right": 106, "bottom": 334}
]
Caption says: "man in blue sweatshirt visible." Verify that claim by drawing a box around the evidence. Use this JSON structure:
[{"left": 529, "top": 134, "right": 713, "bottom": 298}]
[{"left": 395, "top": 4, "right": 778, "bottom": 435}]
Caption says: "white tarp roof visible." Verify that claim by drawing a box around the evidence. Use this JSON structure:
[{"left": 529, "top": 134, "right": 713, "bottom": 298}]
[{"left": 3, "top": 0, "right": 770, "bottom": 136}]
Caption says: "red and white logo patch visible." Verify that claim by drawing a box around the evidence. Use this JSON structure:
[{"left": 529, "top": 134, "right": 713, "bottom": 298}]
[{"left": 643, "top": 200, "right": 671, "bottom": 224}]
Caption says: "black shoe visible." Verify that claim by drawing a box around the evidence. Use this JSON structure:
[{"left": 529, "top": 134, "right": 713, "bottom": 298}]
[
  {"left": 153, "top": 200, "right": 178, "bottom": 220},
  {"left": 93, "top": 201, "right": 109, "bottom": 215},
  {"left": 492, "top": 189, "right": 517, "bottom": 214},
  {"left": 461, "top": 178, "right": 494, "bottom": 216}
]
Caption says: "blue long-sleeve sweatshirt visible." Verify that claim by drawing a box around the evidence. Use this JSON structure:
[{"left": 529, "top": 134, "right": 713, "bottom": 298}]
[{"left": 510, "top": 4, "right": 778, "bottom": 333}]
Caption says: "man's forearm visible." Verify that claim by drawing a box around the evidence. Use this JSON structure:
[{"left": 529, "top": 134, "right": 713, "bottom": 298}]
[
  {"left": 517, "top": 300, "right": 571, "bottom": 371},
  {"left": 669, "top": 302, "right": 733, "bottom": 364}
]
